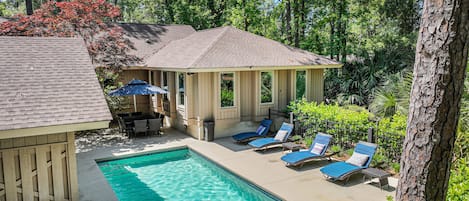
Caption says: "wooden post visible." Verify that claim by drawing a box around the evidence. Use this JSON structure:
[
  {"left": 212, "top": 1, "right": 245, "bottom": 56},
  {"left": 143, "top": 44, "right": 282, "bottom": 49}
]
[
  {"left": 289, "top": 112, "right": 294, "bottom": 124},
  {"left": 368, "top": 127, "right": 374, "bottom": 143}
]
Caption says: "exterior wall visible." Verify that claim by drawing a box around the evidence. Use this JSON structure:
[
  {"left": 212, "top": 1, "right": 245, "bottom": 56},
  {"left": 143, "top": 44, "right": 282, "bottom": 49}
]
[
  {"left": 121, "top": 68, "right": 325, "bottom": 139},
  {"left": 120, "top": 69, "right": 151, "bottom": 113},
  {"left": 306, "top": 69, "right": 324, "bottom": 103},
  {"left": 0, "top": 132, "right": 78, "bottom": 201},
  {"left": 240, "top": 71, "right": 255, "bottom": 121}
]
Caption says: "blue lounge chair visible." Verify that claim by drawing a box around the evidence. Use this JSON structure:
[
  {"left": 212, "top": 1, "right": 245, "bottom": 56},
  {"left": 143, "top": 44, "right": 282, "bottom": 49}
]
[
  {"left": 248, "top": 122, "right": 294, "bottom": 151},
  {"left": 232, "top": 119, "right": 273, "bottom": 143},
  {"left": 320, "top": 141, "right": 377, "bottom": 182},
  {"left": 280, "top": 133, "right": 333, "bottom": 167}
]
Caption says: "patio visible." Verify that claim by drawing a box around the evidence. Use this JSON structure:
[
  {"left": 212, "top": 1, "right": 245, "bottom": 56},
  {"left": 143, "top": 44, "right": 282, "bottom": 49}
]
[{"left": 76, "top": 128, "right": 397, "bottom": 201}]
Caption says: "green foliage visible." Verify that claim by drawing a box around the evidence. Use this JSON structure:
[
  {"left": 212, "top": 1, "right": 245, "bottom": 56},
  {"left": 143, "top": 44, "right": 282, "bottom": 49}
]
[
  {"left": 458, "top": 66, "right": 469, "bottom": 132},
  {"left": 447, "top": 158, "right": 469, "bottom": 201},
  {"left": 220, "top": 89, "right": 234, "bottom": 107},
  {"left": 290, "top": 101, "right": 406, "bottom": 168},
  {"left": 260, "top": 72, "right": 273, "bottom": 103},
  {"left": 303, "top": 136, "right": 313, "bottom": 147},
  {"left": 370, "top": 71, "right": 412, "bottom": 118},
  {"left": 345, "top": 148, "right": 354, "bottom": 157},
  {"left": 386, "top": 195, "right": 394, "bottom": 201},
  {"left": 330, "top": 145, "right": 342, "bottom": 153},
  {"left": 296, "top": 71, "right": 306, "bottom": 99},
  {"left": 95, "top": 69, "right": 129, "bottom": 116},
  {"left": 220, "top": 72, "right": 234, "bottom": 107},
  {"left": 391, "top": 162, "right": 400, "bottom": 173}
]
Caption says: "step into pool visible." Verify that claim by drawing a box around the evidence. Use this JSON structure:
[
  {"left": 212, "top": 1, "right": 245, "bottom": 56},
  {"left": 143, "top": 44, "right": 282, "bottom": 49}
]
[{"left": 98, "top": 148, "right": 281, "bottom": 201}]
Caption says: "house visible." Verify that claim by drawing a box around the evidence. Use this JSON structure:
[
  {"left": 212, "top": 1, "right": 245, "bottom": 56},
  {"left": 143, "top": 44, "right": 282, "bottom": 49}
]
[
  {"left": 0, "top": 36, "right": 112, "bottom": 200},
  {"left": 119, "top": 24, "right": 341, "bottom": 139}
]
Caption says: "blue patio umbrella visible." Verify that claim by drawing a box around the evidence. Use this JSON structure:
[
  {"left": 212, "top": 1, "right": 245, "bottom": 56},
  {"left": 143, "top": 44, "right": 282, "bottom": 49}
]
[{"left": 109, "top": 79, "right": 168, "bottom": 112}]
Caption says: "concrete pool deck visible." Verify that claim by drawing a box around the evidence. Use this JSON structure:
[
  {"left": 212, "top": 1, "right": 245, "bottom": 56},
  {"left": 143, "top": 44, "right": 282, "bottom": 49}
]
[{"left": 76, "top": 128, "right": 397, "bottom": 201}]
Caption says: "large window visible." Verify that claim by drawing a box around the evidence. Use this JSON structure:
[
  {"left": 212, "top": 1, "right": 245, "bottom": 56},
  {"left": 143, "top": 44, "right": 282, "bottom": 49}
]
[
  {"left": 260, "top": 71, "right": 273, "bottom": 104},
  {"left": 220, "top": 72, "right": 235, "bottom": 107},
  {"left": 296, "top": 70, "right": 306, "bottom": 100},
  {"left": 177, "top": 72, "right": 185, "bottom": 106}
]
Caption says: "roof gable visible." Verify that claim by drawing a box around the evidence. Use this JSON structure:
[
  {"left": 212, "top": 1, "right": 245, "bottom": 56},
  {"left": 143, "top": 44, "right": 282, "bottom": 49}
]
[
  {"left": 146, "top": 26, "right": 340, "bottom": 69},
  {"left": 0, "top": 36, "right": 112, "bottom": 131}
]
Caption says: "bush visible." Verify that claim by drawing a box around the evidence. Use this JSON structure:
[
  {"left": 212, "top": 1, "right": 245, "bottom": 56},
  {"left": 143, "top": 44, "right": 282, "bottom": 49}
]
[
  {"left": 290, "top": 101, "right": 406, "bottom": 167},
  {"left": 447, "top": 158, "right": 469, "bottom": 201}
]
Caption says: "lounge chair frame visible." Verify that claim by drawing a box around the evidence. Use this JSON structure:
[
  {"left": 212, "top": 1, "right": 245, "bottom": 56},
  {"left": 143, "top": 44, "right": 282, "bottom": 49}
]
[{"left": 320, "top": 141, "right": 378, "bottom": 183}]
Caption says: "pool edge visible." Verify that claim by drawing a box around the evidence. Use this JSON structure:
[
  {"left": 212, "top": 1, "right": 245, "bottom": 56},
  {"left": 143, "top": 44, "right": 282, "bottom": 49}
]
[{"left": 94, "top": 145, "right": 286, "bottom": 201}]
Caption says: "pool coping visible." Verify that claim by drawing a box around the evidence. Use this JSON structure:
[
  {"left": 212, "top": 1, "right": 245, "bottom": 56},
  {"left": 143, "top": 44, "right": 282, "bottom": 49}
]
[{"left": 93, "top": 145, "right": 285, "bottom": 201}]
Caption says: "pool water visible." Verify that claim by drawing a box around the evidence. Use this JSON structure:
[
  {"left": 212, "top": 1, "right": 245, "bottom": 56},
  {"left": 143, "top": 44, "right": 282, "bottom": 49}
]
[{"left": 98, "top": 148, "right": 280, "bottom": 201}]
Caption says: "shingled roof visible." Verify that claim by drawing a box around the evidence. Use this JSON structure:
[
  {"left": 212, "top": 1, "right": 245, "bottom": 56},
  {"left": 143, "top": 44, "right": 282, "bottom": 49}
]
[
  {"left": 145, "top": 26, "right": 340, "bottom": 70},
  {"left": 0, "top": 36, "right": 112, "bottom": 131},
  {"left": 118, "top": 23, "right": 196, "bottom": 64}
]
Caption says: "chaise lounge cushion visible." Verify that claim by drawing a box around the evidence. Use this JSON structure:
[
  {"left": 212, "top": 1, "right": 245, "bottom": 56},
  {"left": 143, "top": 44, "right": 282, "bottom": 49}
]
[
  {"left": 320, "top": 161, "right": 362, "bottom": 179},
  {"left": 281, "top": 151, "right": 320, "bottom": 164},
  {"left": 346, "top": 152, "right": 369, "bottom": 167}
]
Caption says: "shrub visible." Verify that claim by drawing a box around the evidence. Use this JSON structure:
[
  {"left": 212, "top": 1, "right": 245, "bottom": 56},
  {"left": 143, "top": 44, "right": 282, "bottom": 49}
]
[
  {"left": 290, "top": 101, "right": 406, "bottom": 167},
  {"left": 447, "top": 158, "right": 469, "bottom": 201}
]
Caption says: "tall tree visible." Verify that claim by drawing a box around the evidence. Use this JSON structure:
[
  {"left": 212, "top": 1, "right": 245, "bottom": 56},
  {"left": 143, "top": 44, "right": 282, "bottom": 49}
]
[
  {"left": 284, "top": 0, "right": 292, "bottom": 45},
  {"left": 396, "top": 0, "right": 469, "bottom": 200},
  {"left": 0, "top": 0, "right": 140, "bottom": 70},
  {"left": 25, "top": 0, "right": 32, "bottom": 15}
]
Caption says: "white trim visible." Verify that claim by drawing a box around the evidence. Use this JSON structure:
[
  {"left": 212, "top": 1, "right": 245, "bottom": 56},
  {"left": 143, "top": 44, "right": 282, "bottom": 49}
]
[
  {"left": 121, "top": 64, "right": 343, "bottom": 72},
  {"left": 219, "top": 72, "right": 236, "bottom": 108},
  {"left": 294, "top": 70, "right": 307, "bottom": 100},
  {"left": 260, "top": 71, "right": 274, "bottom": 105},
  {"left": 176, "top": 72, "right": 185, "bottom": 108}
]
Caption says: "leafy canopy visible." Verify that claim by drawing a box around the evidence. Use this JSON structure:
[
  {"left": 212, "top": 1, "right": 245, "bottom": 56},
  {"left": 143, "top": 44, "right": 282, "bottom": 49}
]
[{"left": 0, "top": 0, "right": 140, "bottom": 70}]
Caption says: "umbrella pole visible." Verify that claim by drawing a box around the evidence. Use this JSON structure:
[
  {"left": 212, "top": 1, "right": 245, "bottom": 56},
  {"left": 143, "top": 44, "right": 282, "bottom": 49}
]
[{"left": 133, "top": 95, "right": 137, "bottom": 112}]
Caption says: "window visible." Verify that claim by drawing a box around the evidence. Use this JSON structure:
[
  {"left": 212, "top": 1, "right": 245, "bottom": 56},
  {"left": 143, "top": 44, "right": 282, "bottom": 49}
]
[
  {"left": 220, "top": 72, "right": 235, "bottom": 107},
  {"left": 296, "top": 70, "right": 306, "bottom": 100},
  {"left": 161, "top": 71, "right": 169, "bottom": 100},
  {"left": 260, "top": 71, "right": 273, "bottom": 104},
  {"left": 177, "top": 72, "right": 185, "bottom": 106}
]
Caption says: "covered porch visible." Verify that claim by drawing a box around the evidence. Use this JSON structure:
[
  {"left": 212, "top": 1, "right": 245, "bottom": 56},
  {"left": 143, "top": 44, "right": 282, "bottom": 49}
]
[{"left": 119, "top": 68, "right": 326, "bottom": 139}]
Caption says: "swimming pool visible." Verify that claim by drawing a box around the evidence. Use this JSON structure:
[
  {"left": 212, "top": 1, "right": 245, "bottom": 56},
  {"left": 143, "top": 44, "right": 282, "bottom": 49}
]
[{"left": 98, "top": 148, "right": 281, "bottom": 201}]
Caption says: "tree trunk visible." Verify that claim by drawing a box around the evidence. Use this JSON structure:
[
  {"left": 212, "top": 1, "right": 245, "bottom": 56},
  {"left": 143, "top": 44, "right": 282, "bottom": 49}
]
[
  {"left": 293, "top": 0, "right": 300, "bottom": 47},
  {"left": 26, "top": 0, "right": 33, "bottom": 15},
  {"left": 396, "top": 0, "right": 469, "bottom": 200},
  {"left": 300, "top": 0, "right": 305, "bottom": 39},
  {"left": 285, "top": 0, "right": 292, "bottom": 45},
  {"left": 242, "top": 0, "right": 248, "bottom": 31}
]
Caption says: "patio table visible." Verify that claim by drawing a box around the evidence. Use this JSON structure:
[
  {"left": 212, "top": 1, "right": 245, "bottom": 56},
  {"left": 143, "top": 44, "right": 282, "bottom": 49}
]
[
  {"left": 282, "top": 142, "right": 302, "bottom": 152},
  {"left": 361, "top": 168, "right": 391, "bottom": 190}
]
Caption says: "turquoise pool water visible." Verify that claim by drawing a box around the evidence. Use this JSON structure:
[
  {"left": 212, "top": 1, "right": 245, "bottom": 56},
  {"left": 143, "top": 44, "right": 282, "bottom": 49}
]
[{"left": 98, "top": 148, "right": 280, "bottom": 201}]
